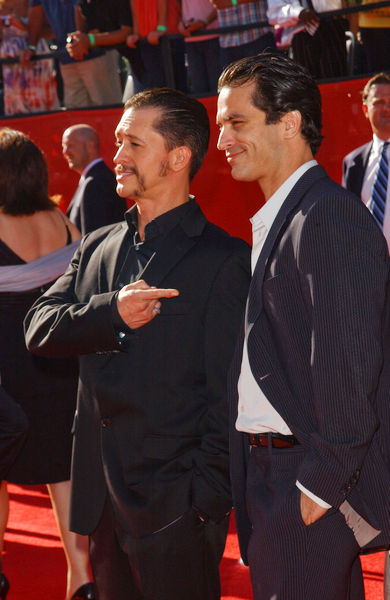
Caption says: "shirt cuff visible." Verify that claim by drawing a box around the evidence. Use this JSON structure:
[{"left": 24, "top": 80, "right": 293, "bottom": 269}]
[{"left": 296, "top": 481, "right": 332, "bottom": 509}]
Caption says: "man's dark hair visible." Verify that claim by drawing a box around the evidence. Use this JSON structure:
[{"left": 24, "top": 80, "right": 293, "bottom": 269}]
[
  {"left": 218, "top": 53, "right": 323, "bottom": 155},
  {"left": 363, "top": 72, "right": 390, "bottom": 104},
  {"left": 0, "top": 128, "right": 55, "bottom": 215},
  {"left": 124, "top": 88, "right": 210, "bottom": 180}
]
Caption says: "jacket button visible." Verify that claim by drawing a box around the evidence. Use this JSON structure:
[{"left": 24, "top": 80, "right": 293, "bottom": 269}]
[{"left": 101, "top": 418, "right": 111, "bottom": 427}]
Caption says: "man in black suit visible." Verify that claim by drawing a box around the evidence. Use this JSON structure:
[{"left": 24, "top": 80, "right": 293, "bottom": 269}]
[
  {"left": 24, "top": 89, "right": 250, "bottom": 600},
  {"left": 62, "top": 124, "right": 127, "bottom": 234},
  {"left": 343, "top": 72, "right": 390, "bottom": 251},
  {"left": 217, "top": 53, "right": 390, "bottom": 599}
]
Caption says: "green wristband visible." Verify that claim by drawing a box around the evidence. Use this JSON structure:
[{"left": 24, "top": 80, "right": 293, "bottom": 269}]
[
  {"left": 88, "top": 33, "right": 96, "bottom": 47},
  {"left": 231, "top": 0, "right": 238, "bottom": 5},
  {"left": 156, "top": 24, "right": 167, "bottom": 32}
]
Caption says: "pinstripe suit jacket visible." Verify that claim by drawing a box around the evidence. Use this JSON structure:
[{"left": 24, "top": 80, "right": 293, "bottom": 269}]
[{"left": 229, "top": 165, "right": 390, "bottom": 563}]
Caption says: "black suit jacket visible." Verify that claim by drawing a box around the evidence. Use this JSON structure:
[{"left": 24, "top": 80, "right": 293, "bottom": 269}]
[
  {"left": 24, "top": 201, "right": 251, "bottom": 537},
  {"left": 66, "top": 160, "right": 127, "bottom": 234},
  {"left": 229, "top": 165, "right": 390, "bottom": 562},
  {"left": 342, "top": 141, "right": 372, "bottom": 197}
]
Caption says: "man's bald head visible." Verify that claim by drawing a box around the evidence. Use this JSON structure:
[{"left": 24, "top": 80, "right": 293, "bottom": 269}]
[{"left": 62, "top": 124, "right": 100, "bottom": 174}]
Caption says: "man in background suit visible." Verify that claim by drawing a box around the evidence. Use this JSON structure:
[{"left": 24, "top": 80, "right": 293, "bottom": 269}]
[
  {"left": 25, "top": 88, "right": 250, "bottom": 600},
  {"left": 62, "top": 124, "right": 127, "bottom": 234},
  {"left": 343, "top": 72, "right": 390, "bottom": 251},
  {"left": 217, "top": 53, "right": 390, "bottom": 599}
]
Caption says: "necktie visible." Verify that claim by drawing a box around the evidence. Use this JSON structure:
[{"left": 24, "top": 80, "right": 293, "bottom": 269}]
[{"left": 370, "top": 141, "right": 389, "bottom": 230}]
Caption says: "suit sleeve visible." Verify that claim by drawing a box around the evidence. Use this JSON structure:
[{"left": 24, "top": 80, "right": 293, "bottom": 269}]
[
  {"left": 24, "top": 239, "right": 121, "bottom": 358},
  {"left": 191, "top": 240, "right": 250, "bottom": 521},
  {"left": 295, "top": 192, "right": 389, "bottom": 508}
]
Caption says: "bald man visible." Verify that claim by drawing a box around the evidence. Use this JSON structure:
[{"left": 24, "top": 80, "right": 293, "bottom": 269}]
[{"left": 62, "top": 124, "right": 127, "bottom": 234}]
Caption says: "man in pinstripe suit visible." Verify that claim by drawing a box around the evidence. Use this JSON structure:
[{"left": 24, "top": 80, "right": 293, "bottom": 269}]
[{"left": 217, "top": 53, "right": 390, "bottom": 599}]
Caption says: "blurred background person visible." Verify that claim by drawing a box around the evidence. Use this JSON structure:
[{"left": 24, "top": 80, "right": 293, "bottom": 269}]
[
  {"left": 358, "top": 0, "right": 390, "bottom": 73},
  {"left": 267, "top": 0, "right": 348, "bottom": 78},
  {"left": 62, "top": 124, "right": 127, "bottom": 235},
  {"left": 23, "top": 0, "right": 121, "bottom": 109},
  {"left": 178, "top": 0, "right": 220, "bottom": 95},
  {"left": 212, "top": 0, "right": 276, "bottom": 70},
  {"left": 0, "top": 128, "right": 94, "bottom": 600},
  {"left": 66, "top": 0, "right": 143, "bottom": 100},
  {"left": 127, "top": 0, "right": 187, "bottom": 91},
  {"left": 0, "top": 0, "right": 59, "bottom": 115}
]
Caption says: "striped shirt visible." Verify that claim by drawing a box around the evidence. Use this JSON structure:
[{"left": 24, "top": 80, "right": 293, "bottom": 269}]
[{"left": 217, "top": 1, "right": 272, "bottom": 48}]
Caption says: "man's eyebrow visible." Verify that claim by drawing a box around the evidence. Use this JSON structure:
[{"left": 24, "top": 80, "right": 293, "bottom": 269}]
[
  {"left": 216, "top": 112, "right": 247, "bottom": 124},
  {"left": 115, "top": 130, "right": 144, "bottom": 143}
]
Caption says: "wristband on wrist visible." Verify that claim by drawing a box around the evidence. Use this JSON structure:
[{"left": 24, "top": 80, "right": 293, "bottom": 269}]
[
  {"left": 27, "top": 44, "right": 36, "bottom": 52},
  {"left": 88, "top": 32, "right": 96, "bottom": 47},
  {"left": 231, "top": 0, "right": 238, "bottom": 5},
  {"left": 156, "top": 24, "right": 167, "bottom": 32}
]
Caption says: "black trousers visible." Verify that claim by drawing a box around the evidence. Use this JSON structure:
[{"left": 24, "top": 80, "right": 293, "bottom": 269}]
[
  {"left": 292, "top": 18, "right": 348, "bottom": 79},
  {"left": 89, "top": 497, "right": 229, "bottom": 600},
  {"left": 246, "top": 445, "right": 363, "bottom": 600},
  {"left": 359, "top": 28, "right": 390, "bottom": 73}
]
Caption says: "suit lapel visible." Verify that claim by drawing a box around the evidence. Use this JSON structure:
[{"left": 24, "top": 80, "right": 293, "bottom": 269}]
[
  {"left": 97, "top": 222, "right": 128, "bottom": 291},
  {"left": 350, "top": 142, "right": 372, "bottom": 196},
  {"left": 247, "top": 165, "right": 328, "bottom": 323},
  {"left": 97, "top": 200, "right": 207, "bottom": 291},
  {"left": 141, "top": 201, "right": 207, "bottom": 286}
]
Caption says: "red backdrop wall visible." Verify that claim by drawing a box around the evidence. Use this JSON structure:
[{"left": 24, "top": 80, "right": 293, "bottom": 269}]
[{"left": 0, "top": 77, "right": 371, "bottom": 244}]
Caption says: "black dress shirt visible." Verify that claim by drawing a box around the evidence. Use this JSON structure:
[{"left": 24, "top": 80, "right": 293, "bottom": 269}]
[{"left": 111, "top": 198, "right": 195, "bottom": 334}]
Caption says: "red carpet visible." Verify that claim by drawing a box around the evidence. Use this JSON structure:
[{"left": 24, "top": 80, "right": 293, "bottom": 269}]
[{"left": 3, "top": 484, "right": 386, "bottom": 599}]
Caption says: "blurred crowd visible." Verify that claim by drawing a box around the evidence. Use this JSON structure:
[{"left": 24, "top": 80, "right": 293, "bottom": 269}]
[{"left": 0, "top": 0, "right": 390, "bottom": 116}]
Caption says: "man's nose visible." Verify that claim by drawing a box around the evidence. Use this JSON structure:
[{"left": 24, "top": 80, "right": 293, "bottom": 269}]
[
  {"left": 113, "top": 145, "right": 125, "bottom": 164},
  {"left": 217, "top": 128, "right": 232, "bottom": 151}
]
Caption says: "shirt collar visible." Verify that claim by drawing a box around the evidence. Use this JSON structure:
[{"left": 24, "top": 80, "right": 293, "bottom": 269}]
[
  {"left": 372, "top": 134, "right": 390, "bottom": 154},
  {"left": 125, "top": 195, "right": 196, "bottom": 242},
  {"left": 251, "top": 160, "right": 318, "bottom": 233}
]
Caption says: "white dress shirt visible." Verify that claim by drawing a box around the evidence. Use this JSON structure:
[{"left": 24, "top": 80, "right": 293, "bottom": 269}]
[
  {"left": 237, "top": 159, "right": 331, "bottom": 509},
  {"left": 360, "top": 135, "right": 390, "bottom": 252}
]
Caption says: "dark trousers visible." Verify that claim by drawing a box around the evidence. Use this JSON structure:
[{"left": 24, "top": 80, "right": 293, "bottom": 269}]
[
  {"left": 139, "top": 39, "right": 187, "bottom": 92},
  {"left": 246, "top": 445, "right": 363, "bottom": 600},
  {"left": 89, "top": 497, "right": 229, "bottom": 600},
  {"left": 292, "top": 18, "right": 348, "bottom": 79},
  {"left": 359, "top": 28, "right": 390, "bottom": 73},
  {"left": 186, "top": 38, "right": 221, "bottom": 95}
]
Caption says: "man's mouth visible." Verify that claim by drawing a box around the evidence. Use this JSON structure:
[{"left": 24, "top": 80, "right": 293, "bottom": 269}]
[
  {"left": 116, "top": 166, "right": 138, "bottom": 180},
  {"left": 226, "top": 149, "right": 244, "bottom": 163}
]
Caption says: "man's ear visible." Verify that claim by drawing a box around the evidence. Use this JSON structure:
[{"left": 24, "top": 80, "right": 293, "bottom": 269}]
[
  {"left": 362, "top": 102, "right": 369, "bottom": 120},
  {"left": 169, "top": 146, "right": 192, "bottom": 173},
  {"left": 281, "top": 110, "right": 302, "bottom": 140}
]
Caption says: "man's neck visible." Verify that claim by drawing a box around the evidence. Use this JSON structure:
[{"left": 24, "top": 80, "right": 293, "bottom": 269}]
[
  {"left": 261, "top": 146, "right": 314, "bottom": 201},
  {"left": 134, "top": 188, "right": 190, "bottom": 240}
]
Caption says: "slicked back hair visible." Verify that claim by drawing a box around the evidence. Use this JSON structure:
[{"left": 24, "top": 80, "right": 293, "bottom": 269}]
[
  {"left": 124, "top": 88, "right": 210, "bottom": 180},
  {"left": 218, "top": 53, "right": 323, "bottom": 155}
]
